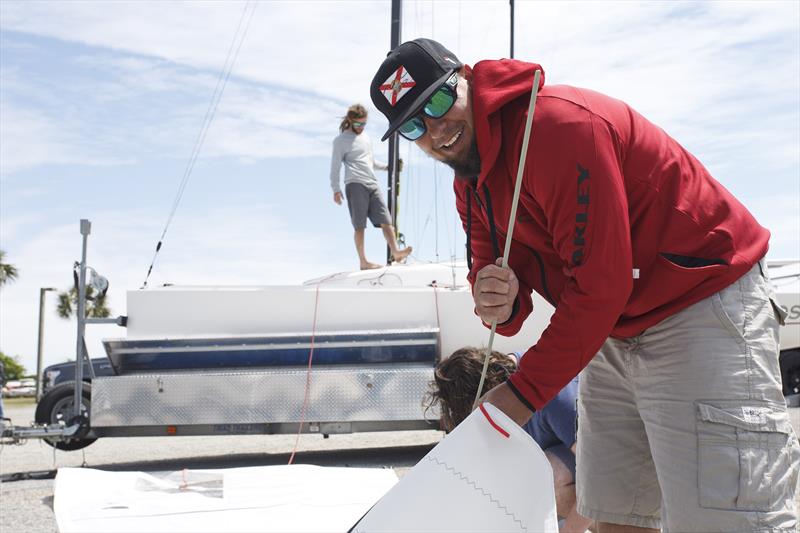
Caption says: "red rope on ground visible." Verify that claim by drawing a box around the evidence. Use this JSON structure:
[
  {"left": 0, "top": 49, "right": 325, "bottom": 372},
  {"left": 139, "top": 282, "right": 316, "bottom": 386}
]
[{"left": 287, "top": 280, "right": 323, "bottom": 465}]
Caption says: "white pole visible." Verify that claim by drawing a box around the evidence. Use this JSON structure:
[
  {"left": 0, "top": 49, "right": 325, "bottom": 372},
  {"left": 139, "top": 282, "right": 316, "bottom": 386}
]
[{"left": 35, "top": 287, "right": 56, "bottom": 401}]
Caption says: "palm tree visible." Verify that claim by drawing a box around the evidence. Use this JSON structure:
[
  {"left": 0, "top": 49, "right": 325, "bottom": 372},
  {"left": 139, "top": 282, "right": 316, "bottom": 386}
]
[
  {"left": 56, "top": 286, "right": 111, "bottom": 319},
  {"left": 0, "top": 250, "right": 19, "bottom": 288}
]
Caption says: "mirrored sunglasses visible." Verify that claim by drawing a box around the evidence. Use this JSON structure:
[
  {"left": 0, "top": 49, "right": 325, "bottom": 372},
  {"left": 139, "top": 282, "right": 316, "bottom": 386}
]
[{"left": 397, "top": 74, "right": 458, "bottom": 141}]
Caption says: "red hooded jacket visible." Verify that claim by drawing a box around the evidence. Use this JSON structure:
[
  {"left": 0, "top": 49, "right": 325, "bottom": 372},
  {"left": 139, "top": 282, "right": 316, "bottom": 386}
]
[{"left": 455, "top": 59, "right": 770, "bottom": 410}]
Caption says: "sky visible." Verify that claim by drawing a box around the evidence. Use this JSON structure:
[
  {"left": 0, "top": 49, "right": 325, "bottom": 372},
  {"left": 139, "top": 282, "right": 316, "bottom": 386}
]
[{"left": 1, "top": 0, "right": 798, "bottom": 375}]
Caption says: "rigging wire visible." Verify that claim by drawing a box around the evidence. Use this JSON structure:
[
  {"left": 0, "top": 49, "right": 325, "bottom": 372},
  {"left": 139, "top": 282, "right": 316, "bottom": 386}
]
[
  {"left": 453, "top": 179, "right": 460, "bottom": 260},
  {"left": 141, "top": 0, "right": 258, "bottom": 288},
  {"left": 547, "top": 4, "right": 564, "bottom": 73},
  {"left": 457, "top": 0, "right": 462, "bottom": 53},
  {"left": 430, "top": 0, "right": 435, "bottom": 39},
  {"left": 414, "top": 0, "right": 420, "bottom": 38},
  {"left": 479, "top": 1, "right": 502, "bottom": 56},
  {"left": 402, "top": 141, "right": 413, "bottom": 253},
  {"left": 434, "top": 161, "right": 439, "bottom": 262},
  {"left": 437, "top": 164, "right": 456, "bottom": 262},
  {"left": 413, "top": 146, "right": 421, "bottom": 251}
]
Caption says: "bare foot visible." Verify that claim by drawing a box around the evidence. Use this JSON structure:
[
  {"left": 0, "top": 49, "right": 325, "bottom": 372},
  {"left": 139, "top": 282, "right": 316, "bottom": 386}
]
[
  {"left": 391, "top": 246, "right": 413, "bottom": 263},
  {"left": 360, "top": 261, "right": 383, "bottom": 270}
]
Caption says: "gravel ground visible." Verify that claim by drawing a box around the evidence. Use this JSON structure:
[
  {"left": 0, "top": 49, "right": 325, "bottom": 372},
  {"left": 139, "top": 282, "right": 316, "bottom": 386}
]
[{"left": 2, "top": 401, "right": 799, "bottom": 532}]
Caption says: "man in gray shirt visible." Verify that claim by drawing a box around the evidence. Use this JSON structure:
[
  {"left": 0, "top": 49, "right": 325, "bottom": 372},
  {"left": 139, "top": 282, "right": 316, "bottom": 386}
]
[{"left": 330, "top": 104, "right": 412, "bottom": 270}]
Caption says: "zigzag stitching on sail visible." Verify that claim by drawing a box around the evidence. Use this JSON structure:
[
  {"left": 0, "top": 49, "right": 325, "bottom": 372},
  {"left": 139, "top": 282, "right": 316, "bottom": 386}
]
[{"left": 426, "top": 455, "right": 527, "bottom": 532}]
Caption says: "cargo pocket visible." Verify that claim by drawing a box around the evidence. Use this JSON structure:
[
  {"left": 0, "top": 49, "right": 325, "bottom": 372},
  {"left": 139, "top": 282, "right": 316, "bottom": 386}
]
[
  {"left": 769, "top": 296, "right": 788, "bottom": 326},
  {"left": 759, "top": 259, "right": 788, "bottom": 326},
  {"left": 696, "top": 400, "right": 799, "bottom": 512}
]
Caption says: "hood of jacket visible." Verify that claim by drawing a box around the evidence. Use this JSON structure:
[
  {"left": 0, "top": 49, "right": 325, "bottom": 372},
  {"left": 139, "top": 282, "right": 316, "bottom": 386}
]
[{"left": 468, "top": 59, "right": 545, "bottom": 188}]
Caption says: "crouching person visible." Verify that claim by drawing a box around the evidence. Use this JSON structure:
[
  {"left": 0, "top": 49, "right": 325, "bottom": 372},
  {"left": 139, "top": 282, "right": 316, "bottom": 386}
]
[{"left": 425, "top": 347, "right": 594, "bottom": 533}]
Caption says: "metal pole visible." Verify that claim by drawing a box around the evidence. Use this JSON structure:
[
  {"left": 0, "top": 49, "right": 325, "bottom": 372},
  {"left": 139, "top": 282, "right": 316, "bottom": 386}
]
[
  {"left": 386, "top": 0, "right": 402, "bottom": 264},
  {"left": 35, "top": 287, "right": 56, "bottom": 401},
  {"left": 73, "top": 219, "right": 91, "bottom": 418},
  {"left": 509, "top": 0, "right": 515, "bottom": 59}
]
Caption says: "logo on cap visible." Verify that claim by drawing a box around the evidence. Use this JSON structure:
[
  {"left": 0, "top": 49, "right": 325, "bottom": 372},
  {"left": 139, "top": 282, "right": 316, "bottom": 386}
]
[{"left": 379, "top": 65, "right": 416, "bottom": 107}]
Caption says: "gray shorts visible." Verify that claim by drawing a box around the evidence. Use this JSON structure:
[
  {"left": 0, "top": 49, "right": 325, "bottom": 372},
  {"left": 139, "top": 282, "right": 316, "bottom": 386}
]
[
  {"left": 345, "top": 182, "right": 392, "bottom": 230},
  {"left": 576, "top": 260, "right": 800, "bottom": 531}
]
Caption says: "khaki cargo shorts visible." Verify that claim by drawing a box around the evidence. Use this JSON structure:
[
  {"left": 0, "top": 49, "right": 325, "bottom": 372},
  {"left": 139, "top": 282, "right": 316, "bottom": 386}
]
[
  {"left": 345, "top": 182, "right": 392, "bottom": 230},
  {"left": 576, "top": 260, "right": 800, "bottom": 531}
]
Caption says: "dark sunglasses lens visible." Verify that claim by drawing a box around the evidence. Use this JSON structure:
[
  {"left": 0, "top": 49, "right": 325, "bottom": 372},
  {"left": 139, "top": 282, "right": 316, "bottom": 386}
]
[
  {"left": 424, "top": 86, "right": 455, "bottom": 118},
  {"left": 398, "top": 116, "right": 426, "bottom": 140}
]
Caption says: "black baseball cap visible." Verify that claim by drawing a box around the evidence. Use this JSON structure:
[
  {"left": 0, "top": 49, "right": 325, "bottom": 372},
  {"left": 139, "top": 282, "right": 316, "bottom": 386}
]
[{"left": 370, "top": 38, "right": 463, "bottom": 141}]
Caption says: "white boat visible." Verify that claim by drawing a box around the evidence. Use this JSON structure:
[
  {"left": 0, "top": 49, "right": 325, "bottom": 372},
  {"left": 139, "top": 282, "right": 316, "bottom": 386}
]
[
  {"left": 111, "top": 261, "right": 552, "bottom": 370},
  {"left": 65, "top": 261, "right": 554, "bottom": 448}
]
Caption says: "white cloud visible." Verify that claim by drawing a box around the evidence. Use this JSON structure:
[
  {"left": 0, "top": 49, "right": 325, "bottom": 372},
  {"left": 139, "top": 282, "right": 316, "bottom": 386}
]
[
  {"left": 0, "top": 1, "right": 391, "bottom": 102},
  {"left": 199, "top": 83, "right": 345, "bottom": 159},
  {"left": 1, "top": 54, "right": 345, "bottom": 172},
  {"left": 2, "top": 1, "right": 796, "bottom": 175},
  {"left": 0, "top": 105, "right": 127, "bottom": 175}
]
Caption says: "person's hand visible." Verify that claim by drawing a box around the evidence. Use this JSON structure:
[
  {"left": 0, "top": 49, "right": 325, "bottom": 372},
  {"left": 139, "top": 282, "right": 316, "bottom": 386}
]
[
  {"left": 479, "top": 382, "right": 533, "bottom": 427},
  {"left": 334, "top": 191, "right": 343, "bottom": 205},
  {"left": 397, "top": 158, "right": 404, "bottom": 172},
  {"left": 474, "top": 258, "right": 518, "bottom": 324}
]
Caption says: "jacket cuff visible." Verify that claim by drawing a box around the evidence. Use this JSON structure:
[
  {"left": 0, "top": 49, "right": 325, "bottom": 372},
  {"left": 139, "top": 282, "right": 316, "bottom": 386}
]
[
  {"left": 506, "top": 379, "right": 536, "bottom": 413},
  {"left": 479, "top": 297, "right": 520, "bottom": 329},
  {"left": 497, "top": 298, "right": 520, "bottom": 327}
]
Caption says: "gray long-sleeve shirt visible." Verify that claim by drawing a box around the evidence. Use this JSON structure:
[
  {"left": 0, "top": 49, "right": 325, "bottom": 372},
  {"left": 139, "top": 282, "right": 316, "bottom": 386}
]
[{"left": 329, "top": 130, "right": 387, "bottom": 194}]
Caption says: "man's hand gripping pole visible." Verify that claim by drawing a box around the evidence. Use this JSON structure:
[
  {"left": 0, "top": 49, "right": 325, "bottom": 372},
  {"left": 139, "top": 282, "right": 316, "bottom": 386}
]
[{"left": 473, "top": 69, "right": 542, "bottom": 410}]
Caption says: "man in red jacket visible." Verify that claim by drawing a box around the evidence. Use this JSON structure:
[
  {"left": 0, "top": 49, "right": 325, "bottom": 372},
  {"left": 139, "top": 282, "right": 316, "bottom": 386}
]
[{"left": 370, "top": 38, "right": 798, "bottom": 532}]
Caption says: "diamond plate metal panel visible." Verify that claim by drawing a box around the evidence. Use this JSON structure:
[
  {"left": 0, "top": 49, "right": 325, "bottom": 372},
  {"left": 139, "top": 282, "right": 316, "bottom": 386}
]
[{"left": 91, "top": 365, "right": 434, "bottom": 427}]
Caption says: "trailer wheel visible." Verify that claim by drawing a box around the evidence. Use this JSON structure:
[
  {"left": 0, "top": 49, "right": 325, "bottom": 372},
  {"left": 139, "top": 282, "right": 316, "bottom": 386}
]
[{"left": 35, "top": 381, "right": 96, "bottom": 451}]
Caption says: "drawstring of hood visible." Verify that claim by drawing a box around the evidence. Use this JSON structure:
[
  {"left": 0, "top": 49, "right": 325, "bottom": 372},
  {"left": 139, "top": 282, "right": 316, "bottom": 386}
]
[
  {"left": 465, "top": 180, "right": 556, "bottom": 307},
  {"left": 483, "top": 184, "right": 501, "bottom": 260},
  {"left": 466, "top": 189, "right": 472, "bottom": 269},
  {"left": 465, "top": 182, "right": 500, "bottom": 271}
]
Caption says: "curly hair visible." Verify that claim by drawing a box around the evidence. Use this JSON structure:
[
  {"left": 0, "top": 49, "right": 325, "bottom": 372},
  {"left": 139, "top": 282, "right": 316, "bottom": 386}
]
[{"left": 424, "top": 347, "right": 516, "bottom": 432}]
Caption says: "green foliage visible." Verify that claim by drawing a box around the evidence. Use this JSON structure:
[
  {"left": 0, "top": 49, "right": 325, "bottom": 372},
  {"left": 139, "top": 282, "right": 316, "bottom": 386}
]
[
  {"left": 0, "top": 249, "right": 19, "bottom": 288},
  {"left": 56, "top": 286, "right": 111, "bottom": 319},
  {"left": 0, "top": 352, "right": 26, "bottom": 380}
]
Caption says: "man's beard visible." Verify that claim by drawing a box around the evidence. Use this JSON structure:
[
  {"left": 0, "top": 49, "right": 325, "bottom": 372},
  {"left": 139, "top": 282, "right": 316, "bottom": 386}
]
[{"left": 444, "top": 138, "right": 481, "bottom": 178}]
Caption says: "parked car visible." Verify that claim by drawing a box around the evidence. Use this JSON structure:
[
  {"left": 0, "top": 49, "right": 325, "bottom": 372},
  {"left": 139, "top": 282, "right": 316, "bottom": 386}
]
[
  {"left": 42, "top": 357, "right": 116, "bottom": 395},
  {"left": 2, "top": 380, "right": 36, "bottom": 397}
]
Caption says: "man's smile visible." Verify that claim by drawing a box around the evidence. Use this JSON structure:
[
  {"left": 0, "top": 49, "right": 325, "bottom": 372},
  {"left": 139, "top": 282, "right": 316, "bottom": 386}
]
[{"left": 440, "top": 127, "right": 464, "bottom": 150}]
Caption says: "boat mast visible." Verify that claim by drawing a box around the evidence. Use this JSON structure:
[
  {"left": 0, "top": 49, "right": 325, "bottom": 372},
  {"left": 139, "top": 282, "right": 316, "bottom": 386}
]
[
  {"left": 510, "top": 0, "right": 515, "bottom": 58},
  {"left": 386, "top": 0, "right": 402, "bottom": 264},
  {"left": 384, "top": 0, "right": 512, "bottom": 264}
]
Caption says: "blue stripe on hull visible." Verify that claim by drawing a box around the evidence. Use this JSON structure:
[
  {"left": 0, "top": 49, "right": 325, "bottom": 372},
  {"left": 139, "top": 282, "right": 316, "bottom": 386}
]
[
  {"left": 104, "top": 329, "right": 439, "bottom": 373},
  {"left": 116, "top": 344, "right": 436, "bottom": 372}
]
